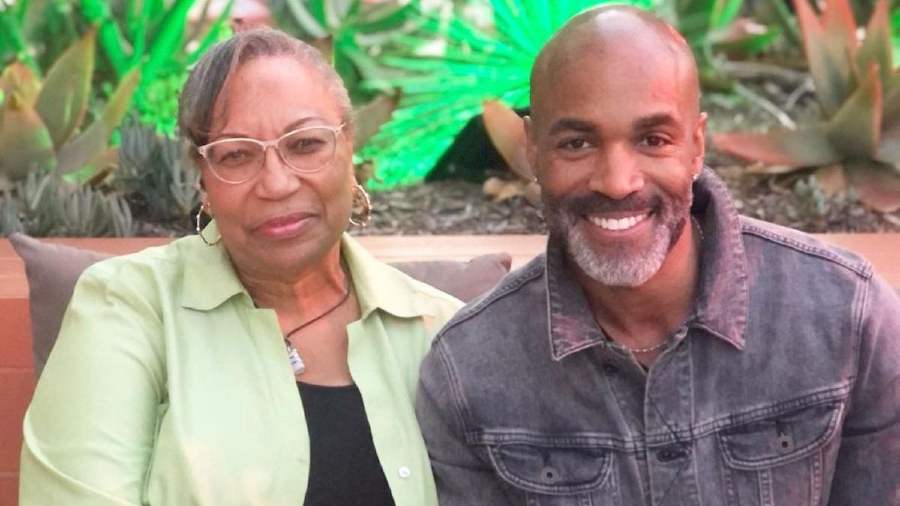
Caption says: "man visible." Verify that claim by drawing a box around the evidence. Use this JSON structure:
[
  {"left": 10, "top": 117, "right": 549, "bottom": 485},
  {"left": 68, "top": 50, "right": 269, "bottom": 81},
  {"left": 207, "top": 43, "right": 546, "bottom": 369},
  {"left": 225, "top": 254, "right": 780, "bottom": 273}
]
[{"left": 416, "top": 5, "right": 900, "bottom": 505}]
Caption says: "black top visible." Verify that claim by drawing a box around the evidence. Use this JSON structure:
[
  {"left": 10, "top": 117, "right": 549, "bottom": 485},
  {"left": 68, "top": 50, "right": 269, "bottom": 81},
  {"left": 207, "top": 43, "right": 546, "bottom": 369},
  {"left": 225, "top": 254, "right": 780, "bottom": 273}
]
[{"left": 298, "top": 382, "right": 395, "bottom": 506}]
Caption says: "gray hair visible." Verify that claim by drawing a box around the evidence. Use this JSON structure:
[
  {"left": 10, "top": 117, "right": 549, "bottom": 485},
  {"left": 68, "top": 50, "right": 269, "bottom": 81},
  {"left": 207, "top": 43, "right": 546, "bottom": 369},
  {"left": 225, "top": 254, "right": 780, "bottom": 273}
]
[{"left": 178, "top": 28, "right": 353, "bottom": 148}]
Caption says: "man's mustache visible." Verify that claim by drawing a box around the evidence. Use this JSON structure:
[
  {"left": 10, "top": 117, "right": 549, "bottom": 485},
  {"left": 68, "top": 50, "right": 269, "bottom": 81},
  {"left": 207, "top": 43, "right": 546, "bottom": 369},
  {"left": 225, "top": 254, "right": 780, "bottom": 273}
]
[{"left": 559, "top": 192, "right": 662, "bottom": 215}]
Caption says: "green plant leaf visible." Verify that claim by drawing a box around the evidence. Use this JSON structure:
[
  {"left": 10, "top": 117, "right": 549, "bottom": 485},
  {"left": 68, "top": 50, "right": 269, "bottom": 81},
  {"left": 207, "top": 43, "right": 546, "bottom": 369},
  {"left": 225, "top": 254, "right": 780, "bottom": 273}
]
[
  {"left": 188, "top": 0, "right": 234, "bottom": 65},
  {"left": 56, "top": 69, "right": 140, "bottom": 174},
  {"left": 35, "top": 29, "right": 95, "bottom": 149},
  {"left": 712, "top": 126, "right": 841, "bottom": 167},
  {"left": 0, "top": 101, "right": 55, "bottom": 180},
  {"left": 142, "top": 0, "right": 193, "bottom": 84},
  {"left": 856, "top": 0, "right": 893, "bottom": 91},
  {"left": 847, "top": 161, "right": 900, "bottom": 211},
  {"left": 709, "top": 0, "right": 743, "bottom": 30},
  {"left": 285, "top": 0, "right": 329, "bottom": 38},
  {"left": 81, "top": 0, "right": 130, "bottom": 77},
  {"left": 826, "top": 63, "right": 883, "bottom": 159},
  {"left": 793, "top": 0, "right": 854, "bottom": 115}
]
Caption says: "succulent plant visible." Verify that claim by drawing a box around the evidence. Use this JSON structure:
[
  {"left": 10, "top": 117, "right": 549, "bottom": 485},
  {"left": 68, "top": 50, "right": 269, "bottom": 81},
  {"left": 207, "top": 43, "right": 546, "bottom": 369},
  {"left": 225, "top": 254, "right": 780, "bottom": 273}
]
[
  {"left": 0, "top": 171, "right": 133, "bottom": 237},
  {"left": 0, "top": 29, "right": 140, "bottom": 183},
  {"left": 117, "top": 119, "right": 199, "bottom": 221},
  {"left": 713, "top": 0, "right": 900, "bottom": 212}
]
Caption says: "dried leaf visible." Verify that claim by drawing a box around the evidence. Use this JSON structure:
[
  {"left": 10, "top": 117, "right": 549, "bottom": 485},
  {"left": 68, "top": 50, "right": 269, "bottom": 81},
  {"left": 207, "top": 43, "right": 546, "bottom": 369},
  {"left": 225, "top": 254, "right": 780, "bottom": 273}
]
[
  {"left": 813, "top": 164, "right": 847, "bottom": 195},
  {"left": 353, "top": 93, "right": 400, "bottom": 150},
  {"left": 712, "top": 127, "right": 841, "bottom": 168},
  {"left": 482, "top": 100, "right": 532, "bottom": 181},
  {"left": 0, "top": 102, "right": 55, "bottom": 180},
  {"left": 848, "top": 162, "right": 900, "bottom": 212},
  {"left": 483, "top": 176, "right": 527, "bottom": 202},
  {"left": 826, "top": 64, "right": 883, "bottom": 158},
  {"left": 0, "top": 62, "right": 41, "bottom": 108},
  {"left": 36, "top": 29, "right": 96, "bottom": 149}
]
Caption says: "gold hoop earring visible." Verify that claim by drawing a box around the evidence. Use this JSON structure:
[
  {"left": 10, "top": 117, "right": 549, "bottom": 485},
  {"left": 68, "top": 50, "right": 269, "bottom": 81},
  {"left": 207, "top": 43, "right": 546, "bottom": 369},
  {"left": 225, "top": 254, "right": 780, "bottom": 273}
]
[
  {"left": 196, "top": 202, "right": 222, "bottom": 246},
  {"left": 349, "top": 184, "right": 371, "bottom": 227}
]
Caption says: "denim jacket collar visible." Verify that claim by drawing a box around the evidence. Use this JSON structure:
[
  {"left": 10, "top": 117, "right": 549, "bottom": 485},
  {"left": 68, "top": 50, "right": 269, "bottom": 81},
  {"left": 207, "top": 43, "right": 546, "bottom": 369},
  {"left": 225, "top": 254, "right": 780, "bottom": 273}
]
[{"left": 546, "top": 168, "right": 749, "bottom": 361}]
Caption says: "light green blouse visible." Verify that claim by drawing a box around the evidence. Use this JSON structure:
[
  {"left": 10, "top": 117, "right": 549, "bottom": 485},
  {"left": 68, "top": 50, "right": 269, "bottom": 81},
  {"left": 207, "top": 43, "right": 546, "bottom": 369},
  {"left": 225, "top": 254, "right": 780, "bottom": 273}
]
[{"left": 20, "top": 226, "right": 462, "bottom": 505}]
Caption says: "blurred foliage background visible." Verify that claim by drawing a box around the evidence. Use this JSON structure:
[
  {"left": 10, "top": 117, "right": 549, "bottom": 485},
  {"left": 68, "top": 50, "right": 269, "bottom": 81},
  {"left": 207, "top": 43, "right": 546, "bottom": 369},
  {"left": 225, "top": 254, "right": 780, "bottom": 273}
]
[{"left": 1, "top": 0, "right": 899, "bottom": 236}]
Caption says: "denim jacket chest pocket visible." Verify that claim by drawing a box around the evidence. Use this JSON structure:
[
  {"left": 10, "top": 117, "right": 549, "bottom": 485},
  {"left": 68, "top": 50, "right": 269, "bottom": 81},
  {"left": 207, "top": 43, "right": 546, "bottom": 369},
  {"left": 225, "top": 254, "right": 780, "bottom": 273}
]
[
  {"left": 716, "top": 401, "right": 844, "bottom": 506},
  {"left": 481, "top": 436, "right": 620, "bottom": 506}
]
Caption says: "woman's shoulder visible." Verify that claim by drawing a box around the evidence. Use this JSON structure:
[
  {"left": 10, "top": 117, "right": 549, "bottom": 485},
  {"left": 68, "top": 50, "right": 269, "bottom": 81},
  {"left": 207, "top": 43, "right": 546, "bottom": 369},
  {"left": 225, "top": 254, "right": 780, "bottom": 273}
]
[{"left": 78, "top": 235, "right": 211, "bottom": 301}]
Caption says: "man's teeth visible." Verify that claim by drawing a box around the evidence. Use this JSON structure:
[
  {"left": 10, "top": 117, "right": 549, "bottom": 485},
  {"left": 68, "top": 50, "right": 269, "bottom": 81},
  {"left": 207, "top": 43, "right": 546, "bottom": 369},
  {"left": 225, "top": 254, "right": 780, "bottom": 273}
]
[{"left": 588, "top": 213, "right": 649, "bottom": 231}]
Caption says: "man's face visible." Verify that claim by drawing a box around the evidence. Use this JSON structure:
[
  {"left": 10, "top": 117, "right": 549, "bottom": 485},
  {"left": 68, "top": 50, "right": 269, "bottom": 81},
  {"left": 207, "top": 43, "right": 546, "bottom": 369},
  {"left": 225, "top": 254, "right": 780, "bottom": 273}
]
[{"left": 527, "top": 38, "right": 706, "bottom": 287}]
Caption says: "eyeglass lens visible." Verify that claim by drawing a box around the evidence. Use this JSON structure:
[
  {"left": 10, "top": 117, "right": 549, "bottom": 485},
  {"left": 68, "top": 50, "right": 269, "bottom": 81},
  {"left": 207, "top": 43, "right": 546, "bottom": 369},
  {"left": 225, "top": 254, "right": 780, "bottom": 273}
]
[{"left": 206, "top": 128, "right": 337, "bottom": 182}]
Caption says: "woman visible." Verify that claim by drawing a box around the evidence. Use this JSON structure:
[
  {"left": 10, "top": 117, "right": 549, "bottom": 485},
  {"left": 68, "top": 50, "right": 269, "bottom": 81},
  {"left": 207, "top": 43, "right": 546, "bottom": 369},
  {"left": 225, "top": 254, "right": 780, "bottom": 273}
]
[{"left": 20, "top": 29, "right": 462, "bottom": 505}]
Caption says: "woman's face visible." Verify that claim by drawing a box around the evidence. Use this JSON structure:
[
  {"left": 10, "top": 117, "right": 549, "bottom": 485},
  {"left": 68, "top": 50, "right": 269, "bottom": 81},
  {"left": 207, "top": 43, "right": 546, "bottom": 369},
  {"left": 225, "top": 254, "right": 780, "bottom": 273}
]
[{"left": 200, "top": 55, "right": 355, "bottom": 278}]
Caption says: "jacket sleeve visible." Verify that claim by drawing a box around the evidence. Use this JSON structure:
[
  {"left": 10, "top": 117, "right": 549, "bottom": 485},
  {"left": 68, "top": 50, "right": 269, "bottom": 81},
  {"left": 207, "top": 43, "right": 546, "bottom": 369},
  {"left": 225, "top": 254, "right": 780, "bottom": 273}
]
[
  {"left": 828, "top": 275, "right": 900, "bottom": 505},
  {"left": 19, "top": 262, "right": 165, "bottom": 505},
  {"left": 416, "top": 337, "right": 513, "bottom": 505}
]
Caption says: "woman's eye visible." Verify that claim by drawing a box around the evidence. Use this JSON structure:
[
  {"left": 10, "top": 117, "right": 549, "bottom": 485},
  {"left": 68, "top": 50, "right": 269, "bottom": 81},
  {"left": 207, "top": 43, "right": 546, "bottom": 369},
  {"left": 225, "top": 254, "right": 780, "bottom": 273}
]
[
  {"left": 289, "top": 139, "right": 324, "bottom": 153},
  {"left": 219, "top": 149, "right": 252, "bottom": 164}
]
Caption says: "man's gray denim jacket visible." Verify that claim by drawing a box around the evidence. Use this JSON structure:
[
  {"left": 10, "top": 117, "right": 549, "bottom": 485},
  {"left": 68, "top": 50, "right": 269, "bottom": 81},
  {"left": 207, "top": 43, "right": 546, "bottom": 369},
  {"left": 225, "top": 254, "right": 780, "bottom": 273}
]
[{"left": 416, "top": 170, "right": 900, "bottom": 506}]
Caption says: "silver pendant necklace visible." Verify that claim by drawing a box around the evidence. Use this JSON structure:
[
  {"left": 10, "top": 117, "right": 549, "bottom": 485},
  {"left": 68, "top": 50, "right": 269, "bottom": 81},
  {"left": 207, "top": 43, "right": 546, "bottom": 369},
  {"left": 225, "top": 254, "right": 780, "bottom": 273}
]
[{"left": 283, "top": 277, "right": 351, "bottom": 375}]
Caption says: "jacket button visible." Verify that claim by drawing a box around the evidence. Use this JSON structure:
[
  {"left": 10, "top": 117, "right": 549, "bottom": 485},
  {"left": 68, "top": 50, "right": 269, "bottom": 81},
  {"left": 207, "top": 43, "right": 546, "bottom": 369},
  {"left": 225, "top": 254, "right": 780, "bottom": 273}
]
[
  {"left": 540, "top": 466, "right": 559, "bottom": 483},
  {"left": 398, "top": 466, "right": 411, "bottom": 479},
  {"left": 656, "top": 446, "right": 689, "bottom": 462}
]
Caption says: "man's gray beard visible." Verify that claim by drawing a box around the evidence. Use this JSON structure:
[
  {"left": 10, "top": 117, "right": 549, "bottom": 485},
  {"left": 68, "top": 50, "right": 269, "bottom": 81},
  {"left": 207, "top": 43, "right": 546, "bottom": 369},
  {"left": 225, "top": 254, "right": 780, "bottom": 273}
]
[
  {"left": 545, "top": 191, "right": 691, "bottom": 287},
  {"left": 564, "top": 216, "right": 676, "bottom": 287}
]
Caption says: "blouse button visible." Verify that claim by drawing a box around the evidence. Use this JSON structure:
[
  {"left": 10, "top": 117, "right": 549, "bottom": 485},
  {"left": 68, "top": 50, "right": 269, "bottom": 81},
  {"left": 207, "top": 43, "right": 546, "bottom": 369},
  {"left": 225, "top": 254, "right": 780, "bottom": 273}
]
[{"left": 398, "top": 466, "right": 411, "bottom": 479}]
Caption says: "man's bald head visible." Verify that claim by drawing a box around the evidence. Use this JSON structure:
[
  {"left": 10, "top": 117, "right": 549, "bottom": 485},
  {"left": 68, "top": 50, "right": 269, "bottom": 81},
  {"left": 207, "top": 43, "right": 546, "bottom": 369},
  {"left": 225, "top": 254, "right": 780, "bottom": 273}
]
[{"left": 530, "top": 6, "right": 700, "bottom": 122}]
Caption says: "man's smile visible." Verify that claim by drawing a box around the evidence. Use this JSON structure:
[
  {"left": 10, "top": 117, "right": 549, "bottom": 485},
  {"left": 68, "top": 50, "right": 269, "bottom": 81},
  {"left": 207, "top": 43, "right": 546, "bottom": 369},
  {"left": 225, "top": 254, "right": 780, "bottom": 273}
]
[{"left": 585, "top": 211, "right": 652, "bottom": 232}]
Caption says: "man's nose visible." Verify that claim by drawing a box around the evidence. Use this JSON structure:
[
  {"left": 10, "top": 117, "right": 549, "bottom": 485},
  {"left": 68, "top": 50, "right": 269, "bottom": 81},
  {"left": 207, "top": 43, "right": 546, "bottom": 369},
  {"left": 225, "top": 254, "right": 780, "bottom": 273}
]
[{"left": 587, "top": 145, "right": 644, "bottom": 200}]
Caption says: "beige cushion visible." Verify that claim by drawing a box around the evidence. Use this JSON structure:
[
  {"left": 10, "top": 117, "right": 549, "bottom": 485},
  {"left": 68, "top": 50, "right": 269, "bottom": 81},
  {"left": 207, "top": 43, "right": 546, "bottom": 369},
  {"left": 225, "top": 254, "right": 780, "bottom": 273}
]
[{"left": 9, "top": 233, "right": 510, "bottom": 377}]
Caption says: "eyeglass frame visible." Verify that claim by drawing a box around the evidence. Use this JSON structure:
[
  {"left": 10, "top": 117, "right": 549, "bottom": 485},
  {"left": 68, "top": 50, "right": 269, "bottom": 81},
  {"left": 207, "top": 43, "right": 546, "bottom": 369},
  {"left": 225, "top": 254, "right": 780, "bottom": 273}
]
[{"left": 194, "top": 123, "right": 346, "bottom": 185}]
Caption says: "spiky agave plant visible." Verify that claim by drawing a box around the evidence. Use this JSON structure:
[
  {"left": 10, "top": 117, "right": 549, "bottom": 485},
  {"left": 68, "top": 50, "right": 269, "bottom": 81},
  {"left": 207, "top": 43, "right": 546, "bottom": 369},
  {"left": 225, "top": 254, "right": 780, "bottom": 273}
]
[
  {"left": 357, "top": 0, "right": 653, "bottom": 189},
  {"left": 713, "top": 0, "right": 900, "bottom": 212}
]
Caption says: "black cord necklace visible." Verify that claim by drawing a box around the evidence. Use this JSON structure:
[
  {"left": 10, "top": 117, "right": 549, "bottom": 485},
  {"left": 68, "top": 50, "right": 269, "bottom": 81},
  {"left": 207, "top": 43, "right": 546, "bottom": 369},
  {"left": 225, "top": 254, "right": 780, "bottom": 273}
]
[{"left": 284, "top": 275, "right": 352, "bottom": 376}]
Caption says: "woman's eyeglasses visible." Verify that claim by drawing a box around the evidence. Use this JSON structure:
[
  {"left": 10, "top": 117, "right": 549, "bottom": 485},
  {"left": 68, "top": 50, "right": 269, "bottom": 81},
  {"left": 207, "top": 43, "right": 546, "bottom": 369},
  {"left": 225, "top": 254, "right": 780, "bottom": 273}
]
[{"left": 196, "top": 124, "right": 344, "bottom": 184}]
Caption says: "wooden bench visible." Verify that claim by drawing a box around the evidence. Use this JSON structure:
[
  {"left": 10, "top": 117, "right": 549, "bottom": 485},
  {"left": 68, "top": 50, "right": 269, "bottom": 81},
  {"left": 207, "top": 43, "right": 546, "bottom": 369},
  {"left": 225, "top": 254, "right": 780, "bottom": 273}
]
[{"left": 0, "top": 233, "right": 897, "bottom": 505}]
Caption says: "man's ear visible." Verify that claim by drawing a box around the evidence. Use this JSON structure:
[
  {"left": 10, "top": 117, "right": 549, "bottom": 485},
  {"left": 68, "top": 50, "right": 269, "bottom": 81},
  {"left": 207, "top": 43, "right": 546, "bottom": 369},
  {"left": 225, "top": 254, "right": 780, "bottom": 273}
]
[
  {"left": 524, "top": 115, "right": 539, "bottom": 182},
  {"left": 692, "top": 112, "right": 707, "bottom": 175}
]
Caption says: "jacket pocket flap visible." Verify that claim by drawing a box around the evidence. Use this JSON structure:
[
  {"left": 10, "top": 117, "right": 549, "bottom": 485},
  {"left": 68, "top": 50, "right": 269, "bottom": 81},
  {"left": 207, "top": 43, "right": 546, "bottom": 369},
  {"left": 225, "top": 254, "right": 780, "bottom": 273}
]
[
  {"left": 486, "top": 444, "right": 613, "bottom": 495},
  {"left": 718, "top": 402, "right": 843, "bottom": 470}
]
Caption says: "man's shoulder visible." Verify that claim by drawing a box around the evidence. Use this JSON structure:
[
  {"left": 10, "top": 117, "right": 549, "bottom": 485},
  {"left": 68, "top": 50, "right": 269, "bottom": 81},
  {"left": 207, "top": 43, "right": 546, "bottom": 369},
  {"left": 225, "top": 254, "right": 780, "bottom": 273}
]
[
  {"left": 433, "top": 253, "right": 547, "bottom": 343},
  {"left": 739, "top": 216, "right": 873, "bottom": 282}
]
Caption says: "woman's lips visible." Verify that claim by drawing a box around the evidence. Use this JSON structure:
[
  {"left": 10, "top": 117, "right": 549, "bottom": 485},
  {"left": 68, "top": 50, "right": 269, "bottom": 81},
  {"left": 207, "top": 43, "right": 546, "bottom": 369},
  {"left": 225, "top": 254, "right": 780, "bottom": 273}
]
[{"left": 253, "top": 213, "right": 314, "bottom": 239}]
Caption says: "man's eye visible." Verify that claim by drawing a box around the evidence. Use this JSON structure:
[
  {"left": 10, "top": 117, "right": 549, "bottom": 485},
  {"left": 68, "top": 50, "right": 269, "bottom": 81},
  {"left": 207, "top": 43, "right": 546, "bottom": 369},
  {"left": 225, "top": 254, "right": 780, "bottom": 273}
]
[
  {"left": 640, "top": 135, "right": 670, "bottom": 148},
  {"left": 559, "top": 138, "right": 592, "bottom": 150}
]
